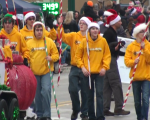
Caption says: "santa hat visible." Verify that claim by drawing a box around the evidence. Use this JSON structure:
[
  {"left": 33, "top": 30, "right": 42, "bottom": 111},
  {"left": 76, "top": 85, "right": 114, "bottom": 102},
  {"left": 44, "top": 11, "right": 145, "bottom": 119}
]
[
  {"left": 137, "top": 15, "right": 146, "bottom": 23},
  {"left": 107, "top": 14, "right": 121, "bottom": 25},
  {"left": 33, "top": 21, "right": 45, "bottom": 29},
  {"left": 87, "top": 1, "right": 93, "bottom": 7},
  {"left": 79, "top": 17, "right": 92, "bottom": 26},
  {"left": 104, "top": 9, "right": 117, "bottom": 17},
  {"left": 88, "top": 22, "right": 100, "bottom": 30},
  {"left": 132, "top": 23, "right": 147, "bottom": 38},
  {"left": 23, "top": 11, "right": 36, "bottom": 22},
  {"left": 130, "top": 8, "right": 137, "bottom": 15}
]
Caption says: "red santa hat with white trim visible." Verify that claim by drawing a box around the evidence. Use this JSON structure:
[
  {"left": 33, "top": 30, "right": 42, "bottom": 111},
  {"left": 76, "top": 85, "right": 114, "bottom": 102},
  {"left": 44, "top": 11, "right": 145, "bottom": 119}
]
[
  {"left": 107, "top": 14, "right": 121, "bottom": 26},
  {"left": 104, "top": 9, "right": 117, "bottom": 17},
  {"left": 23, "top": 11, "right": 36, "bottom": 22},
  {"left": 132, "top": 23, "right": 147, "bottom": 38}
]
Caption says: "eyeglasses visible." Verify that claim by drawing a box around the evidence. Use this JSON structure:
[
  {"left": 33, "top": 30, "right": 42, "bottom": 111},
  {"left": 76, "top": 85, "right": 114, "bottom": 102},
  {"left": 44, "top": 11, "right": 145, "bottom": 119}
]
[
  {"left": 28, "top": 17, "right": 35, "bottom": 21},
  {"left": 4, "top": 19, "right": 12, "bottom": 24},
  {"left": 79, "top": 22, "right": 87, "bottom": 26}
]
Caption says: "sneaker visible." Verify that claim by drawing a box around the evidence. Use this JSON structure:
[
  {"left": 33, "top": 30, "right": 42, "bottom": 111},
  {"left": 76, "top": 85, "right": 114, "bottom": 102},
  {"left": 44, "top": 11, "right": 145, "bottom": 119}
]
[
  {"left": 71, "top": 111, "right": 79, "bottom": 120},
  {"left": 114, "top": 109, "right": 130, "bottom": 115},
  {"left": 82, "top": 116, "right": 89, "bottom": 120},
  {"left": 104, "top": 110, "right": 114, "bottom": 116}
]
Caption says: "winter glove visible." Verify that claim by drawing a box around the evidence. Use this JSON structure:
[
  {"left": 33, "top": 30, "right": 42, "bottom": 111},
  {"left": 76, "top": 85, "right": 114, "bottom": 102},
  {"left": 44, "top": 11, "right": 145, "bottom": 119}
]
[
  {"left": 119, "top": 41, "right": 126, "bottom": 49},
  {"left": 45, "top": 14, "right": 54, "bottom": 29},
  {"left": 23, "top": 58, "right": 28, "bottom": 66}
]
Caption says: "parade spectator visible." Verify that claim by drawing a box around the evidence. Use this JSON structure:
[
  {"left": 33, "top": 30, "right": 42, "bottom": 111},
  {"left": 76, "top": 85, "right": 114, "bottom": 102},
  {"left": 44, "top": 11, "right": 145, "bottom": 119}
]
[
  {"left": 58, "top": 16, "right": 91, "bottom": 120},
  {"left": 0, "top": 13, "right": 29, "bottom": 66},
  {"left": 124, "top": 23, "right": 150, "bottom": 120},
  {"left": 74, "top": 11, "right": 80, "bottom": 24},
  {"left": 27, "top": 21, "right": 59, "bottom": 120},
  {"left": 75, "top": 22, "right": 111, "bottom": 120},
  {"left": 103, "top": 13, "right": 130, "bottom": 116},
  {"left": 100, "top": 9, "right": 127, "bottom": 37},
  {"left": 97, "top": 10, "right": 104, "bottom": 26},
  {"left": 119, "top": 9, "right": 127, "bottom": 30}
]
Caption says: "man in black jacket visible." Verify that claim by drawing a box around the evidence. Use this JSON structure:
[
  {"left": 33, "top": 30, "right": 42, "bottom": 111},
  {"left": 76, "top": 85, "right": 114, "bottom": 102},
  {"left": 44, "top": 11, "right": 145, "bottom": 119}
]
[{"left": 103, "top": 13, "right": 130, "bottom": 116}]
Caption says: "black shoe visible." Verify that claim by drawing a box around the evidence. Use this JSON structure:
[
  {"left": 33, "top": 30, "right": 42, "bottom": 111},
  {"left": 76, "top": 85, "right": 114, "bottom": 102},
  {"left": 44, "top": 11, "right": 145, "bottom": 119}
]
[
  {"left": 71, "top": 111, "right": 79, "bottom": 120},
  {"left": 39, "top": 117, "right": 52, "bottom": 120},
  {"left": 97, "top": 117, "right": 105, "bottom": 120},
  {"left": 82, "top": 116, "right": 88, "bottom": 120},
  {"left": 36, "top": 117, "right": 41, "bottom": 120},
  {"left": 114, "top": 109, "right": 130, "bottom": 115},
  {"left": 104, "top": 110, "right": 114, "bottom": 116}
]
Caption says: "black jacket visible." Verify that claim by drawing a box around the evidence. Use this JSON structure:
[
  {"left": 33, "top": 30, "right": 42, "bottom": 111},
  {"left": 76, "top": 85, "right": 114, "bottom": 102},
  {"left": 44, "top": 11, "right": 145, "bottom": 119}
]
[{"left": 103, "top": 27, "right": 124, "bottom": 58}]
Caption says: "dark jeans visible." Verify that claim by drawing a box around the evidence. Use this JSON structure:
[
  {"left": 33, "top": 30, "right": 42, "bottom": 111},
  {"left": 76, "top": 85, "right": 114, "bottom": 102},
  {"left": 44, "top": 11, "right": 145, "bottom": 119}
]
[
  {"left": 132, "top": 80, "right": 150, "bottom": 120},
  {"left": 84, "top": 74, "right": 105, "bottom": 120},
  {"left": 68, "top": 66, "right": 88, "bottom": 118}
]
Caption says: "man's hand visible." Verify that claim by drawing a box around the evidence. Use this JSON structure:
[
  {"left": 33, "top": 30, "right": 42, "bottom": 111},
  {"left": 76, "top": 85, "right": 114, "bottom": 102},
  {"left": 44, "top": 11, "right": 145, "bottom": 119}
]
[
  {"left": 115, "top": 44, "right": 119, "bottom": 51},
  {"left": 82, "top": 67, "right": 90, "bottom": 77},
  {"left": 45, "top": 56, "right": 52, "bottom": 61},
  {"left": 99, "top": 68, "right": 106, "bottom": 76},
  {"left": 141, "top": 41, "right": 145, "bottom": 49},
  {"left": 134, "top": 58, "right": 139, "bottom": 64}
]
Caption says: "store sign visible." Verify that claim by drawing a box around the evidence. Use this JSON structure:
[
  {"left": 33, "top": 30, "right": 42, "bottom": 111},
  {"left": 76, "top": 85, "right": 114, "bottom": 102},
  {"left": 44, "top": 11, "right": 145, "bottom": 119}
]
[{"left": 42, "top": 2, "right": 59, "bottom": 15}]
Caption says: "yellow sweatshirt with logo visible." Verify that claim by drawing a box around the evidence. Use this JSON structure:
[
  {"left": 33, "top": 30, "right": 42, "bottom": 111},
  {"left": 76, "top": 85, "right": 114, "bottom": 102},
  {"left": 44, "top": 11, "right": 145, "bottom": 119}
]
[
  {"left": 3, "top": 45, "right": 13, "bottom": 61},
  {"left": 57, "top": 27, "right": 86, "bottom": 67},
  {"left": 0, "top": 28, "right": 30, "bottom": 59},
  {"left": 20, "top": 26, "right": 57, "bottom": 41},
  {"left": 124, "top": 39, "right": 150, "bottom": 81},
  {"left": 75, "top": 33, "right": 111, "bottom": 73},
  {"left": 27, "top": 26, "right": 59, "bottom": 75},
  {"left": 20, "top": 26, "right": 33, "bottom": 42}
]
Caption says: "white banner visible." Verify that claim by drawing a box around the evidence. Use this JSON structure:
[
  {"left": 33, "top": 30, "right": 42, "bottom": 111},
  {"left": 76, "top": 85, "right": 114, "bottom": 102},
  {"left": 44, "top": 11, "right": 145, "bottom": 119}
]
[{"left": 0, "top": 62, "right": 5, "bottom": 85}]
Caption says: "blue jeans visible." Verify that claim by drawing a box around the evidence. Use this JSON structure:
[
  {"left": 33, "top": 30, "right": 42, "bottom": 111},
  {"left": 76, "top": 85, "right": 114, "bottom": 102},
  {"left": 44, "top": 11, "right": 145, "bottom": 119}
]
[
  {"left": 68, "top": 66, "right": 88, "bottom": 117},
  {"left": 132, "top": 80, "right": 150, "bottom": 120},
  {"left": 61, "top": 50, "right": 67, "bottom": 64},
  {"left": 84, "top": 74, "right": 105, "bottom": 120},
  {"left": 35, "top": 73, "right": 51, "bottom": 118}
]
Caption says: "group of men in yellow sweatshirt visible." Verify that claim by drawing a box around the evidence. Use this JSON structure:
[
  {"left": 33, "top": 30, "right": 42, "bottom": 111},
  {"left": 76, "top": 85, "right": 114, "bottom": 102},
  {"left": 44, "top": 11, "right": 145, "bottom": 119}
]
[{"left": 0, "top": 12, "right": 59, "bottom": 120}]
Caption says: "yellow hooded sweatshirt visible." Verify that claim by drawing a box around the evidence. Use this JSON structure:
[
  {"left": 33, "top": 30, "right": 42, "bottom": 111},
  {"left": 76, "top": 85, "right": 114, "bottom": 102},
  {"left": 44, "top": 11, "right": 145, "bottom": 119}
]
[
  {"left": 124, "top": 39, "right": 150, "bottom": 81},
  {"left": 57, "top": 27, "right": 86, "bottom": 67},
  {"left": 0, "top": 28, "right": 30, "bottom": 59},
  {"left": 27, "top": 24, "right": 59, "bottom": 75},
  {"left": 75, "top": 33, "right": 111, "bottom": 74},
  {"left": 20, "top": 26, "right": 57, "bottom": 41},
  {"left": 14, "top": 25, "right": 19, "bottom": 32},
  {"left": 3, "top": 45, "right": 13, "bottom": 61}
]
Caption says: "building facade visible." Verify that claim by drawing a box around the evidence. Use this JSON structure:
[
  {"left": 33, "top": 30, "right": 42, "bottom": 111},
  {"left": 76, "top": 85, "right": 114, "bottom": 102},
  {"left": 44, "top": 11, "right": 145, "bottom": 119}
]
[{"left": 25, "top": 0, "right": 149, "bottom": 12}]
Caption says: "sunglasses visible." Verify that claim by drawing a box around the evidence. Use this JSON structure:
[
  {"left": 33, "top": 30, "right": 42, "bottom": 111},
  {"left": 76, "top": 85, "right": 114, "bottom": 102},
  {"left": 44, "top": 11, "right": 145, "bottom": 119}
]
[
  {"left": 139, "top": 30, "right": 145, "bottom": 33},
  {"left": 4, "top": 19, "right": 12, "bottom": 24},
  {"left": 28, "top": 17, "right": 35, "bottom": 21},
  {"left": 79, "top": 22, "right": 87, "bottom": 26}
]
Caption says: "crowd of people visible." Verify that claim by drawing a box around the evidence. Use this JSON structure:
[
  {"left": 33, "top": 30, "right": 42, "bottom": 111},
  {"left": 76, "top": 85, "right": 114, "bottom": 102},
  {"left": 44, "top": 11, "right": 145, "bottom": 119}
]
[{"left": 0, "top": 0, "right": 150, "bottom": 120}]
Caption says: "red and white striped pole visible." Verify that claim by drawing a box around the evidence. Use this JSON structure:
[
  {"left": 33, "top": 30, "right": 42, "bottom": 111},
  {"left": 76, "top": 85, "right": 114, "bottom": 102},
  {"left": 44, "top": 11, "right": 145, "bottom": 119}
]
[
  {"left": 5, "top": 0, "right": 9, "bottom": 13},
  {"left": 57, "top": 0, "right": 63, "bottom": 86},
  {"left": 122, "top": 20, "right": 150, "bottom": 110}
]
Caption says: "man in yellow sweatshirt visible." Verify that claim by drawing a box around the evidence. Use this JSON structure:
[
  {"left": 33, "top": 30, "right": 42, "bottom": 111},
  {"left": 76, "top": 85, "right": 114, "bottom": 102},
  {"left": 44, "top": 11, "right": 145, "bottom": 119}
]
[
  {"left": 20, "top": 11, "right": 57, "bottom": 42},
  {"left": 27, "top": 21, "right": 59, "bottom": 120},
  {"left": 0, "top": 13, "right": 29, "bottom": 66},
  {"left": 75, "top": 22, "right": 111, "bottom": 120},
  {"left": 124, "top": 23, "right": 150, "bottom": 120},
  {"left": 58, "top": 17, "right": 91, "bottom": 120}
]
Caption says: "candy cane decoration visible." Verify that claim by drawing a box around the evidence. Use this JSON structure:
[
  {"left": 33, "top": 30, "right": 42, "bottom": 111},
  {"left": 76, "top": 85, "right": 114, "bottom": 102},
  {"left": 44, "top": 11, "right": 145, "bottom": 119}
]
[
  {"left": 12, "top": 0, "right": 20, "bottom": 31},
  {"left": 44, "top": 37, "right": 60, "bottom": 118},
  {"left": 86, "top": 30, "right": 91, "bottom": 89},
  {"left": 5, "top": 0, "right": 9, "bottom": 13},
  {"left": 0, "top": 4, "right": 3, "bottom": 30},
  {"left": 122, "top": 20, "right": 150, "bottom": 110},
  {"left": 57, "top": 0, "right": 63, "bottom": 86}
]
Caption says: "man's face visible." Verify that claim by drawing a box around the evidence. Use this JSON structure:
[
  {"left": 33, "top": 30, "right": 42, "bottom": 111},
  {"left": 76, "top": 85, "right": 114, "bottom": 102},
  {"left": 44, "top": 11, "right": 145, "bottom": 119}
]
[
  {"left": 26, "top": 16, "right": 35, "bottom": 26},
  {"left": 89, "top": 27, "right": 99, "bottom": 38},
  {"left": 34, "top": 27, "right": 43, "bottom": 39},
  {"left": 114, "top": 20, "right": 122, "bottom": 29},
  {"left": 104, "top": 15, "right": 108, "bottom": 23},
  {"left": 3, "top": 19, "right": 13, "bottom": 31},
  {"left": 79, "top": 20, "right": 88, "bottom": 32},
  {"left": 75, "top": 12, "right": 79, "bottom": 19}
]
